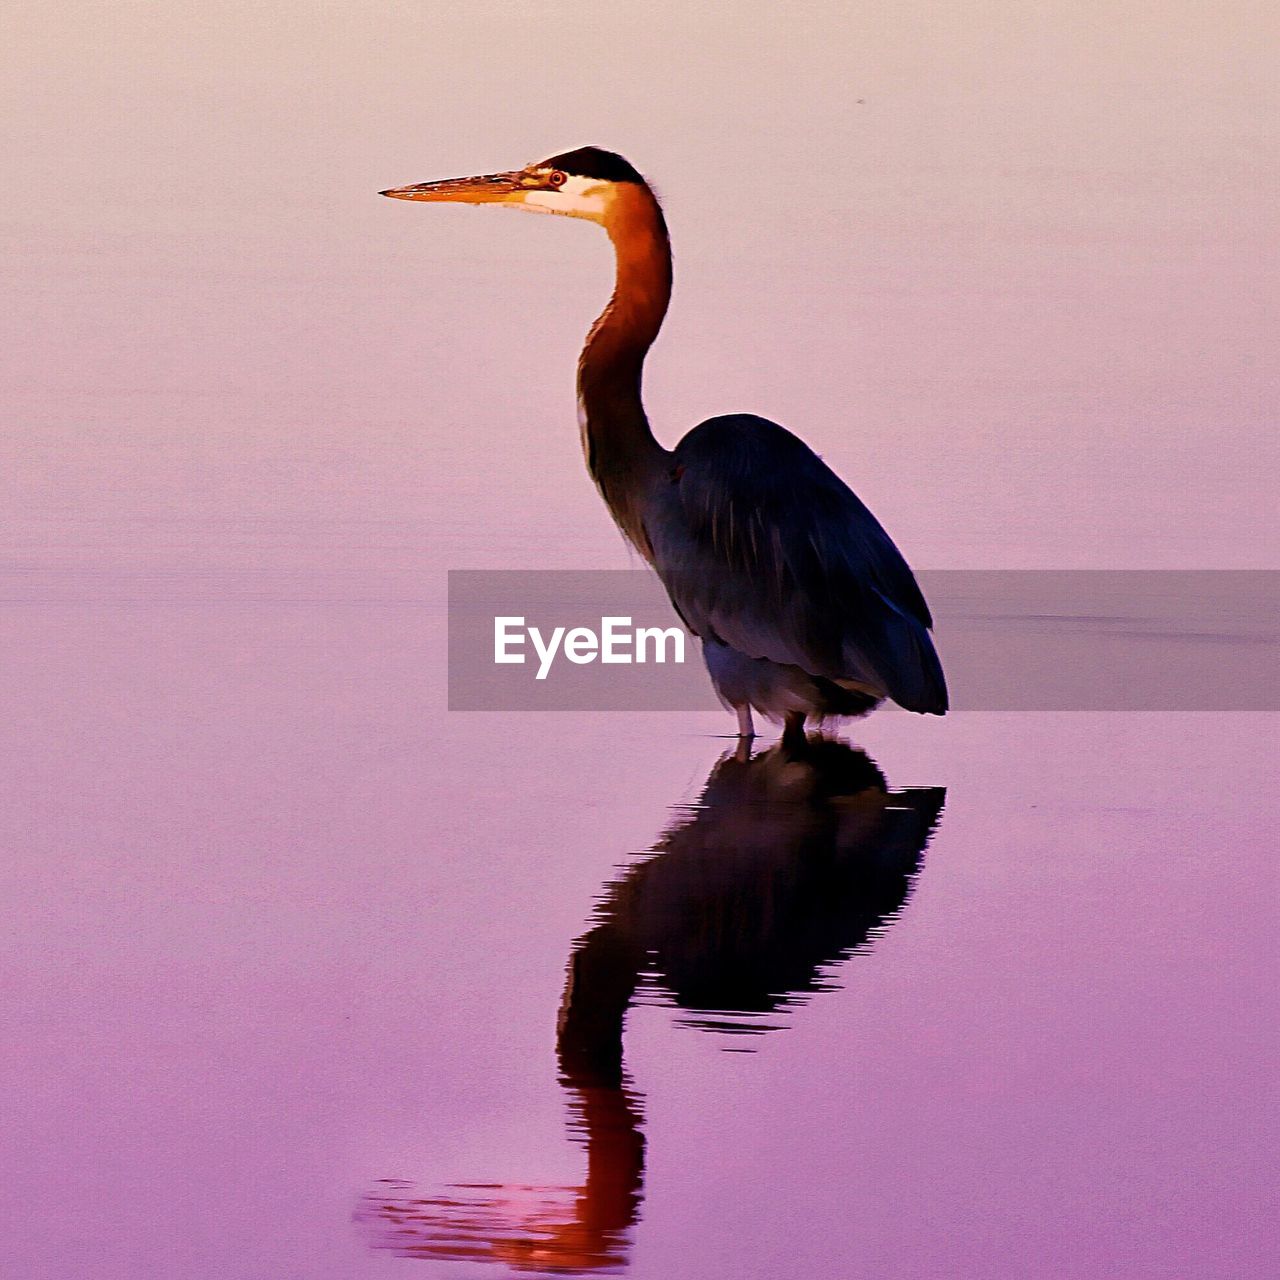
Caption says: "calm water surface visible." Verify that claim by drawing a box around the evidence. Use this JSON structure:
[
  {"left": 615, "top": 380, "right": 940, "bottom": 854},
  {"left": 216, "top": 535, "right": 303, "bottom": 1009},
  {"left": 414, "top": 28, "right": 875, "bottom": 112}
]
[{"left": 3, "top": 571, "right": 1275, "bottom": 1278}]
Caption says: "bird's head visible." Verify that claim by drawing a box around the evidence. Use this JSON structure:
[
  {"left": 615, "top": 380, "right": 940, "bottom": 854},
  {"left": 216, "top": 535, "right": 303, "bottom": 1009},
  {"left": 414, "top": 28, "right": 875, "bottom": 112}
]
[{"left": 380, "top": 145, "right": 647, "bottom": 225}]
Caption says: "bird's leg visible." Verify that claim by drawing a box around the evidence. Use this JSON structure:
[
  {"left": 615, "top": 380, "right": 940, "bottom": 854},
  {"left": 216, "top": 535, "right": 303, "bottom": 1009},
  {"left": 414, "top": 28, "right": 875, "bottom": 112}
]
[
  {"left": 735, "top": 705, "right": 755, "bottom": 739},
  {"left": 781, "top": 711, "right": 807, "bottom": 755}
]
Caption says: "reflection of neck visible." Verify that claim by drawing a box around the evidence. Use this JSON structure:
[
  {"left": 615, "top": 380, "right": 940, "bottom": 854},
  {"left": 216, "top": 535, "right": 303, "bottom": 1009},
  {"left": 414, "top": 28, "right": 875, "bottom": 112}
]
[
  {"left": 557, "top": 922, "right": 646, "bottom": 1236},
  {"left": 564, "top": 1082, "right": 644, "bottom": 1236},
  {"left": 577, "top": 185, "right": 673, "bottom": 554}
]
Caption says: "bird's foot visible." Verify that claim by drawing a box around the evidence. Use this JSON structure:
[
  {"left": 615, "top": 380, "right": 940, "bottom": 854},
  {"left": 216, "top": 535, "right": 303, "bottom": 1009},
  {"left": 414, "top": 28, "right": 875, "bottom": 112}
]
[{"left": 780, "top": 711, "right": 808, "bottom": 756}]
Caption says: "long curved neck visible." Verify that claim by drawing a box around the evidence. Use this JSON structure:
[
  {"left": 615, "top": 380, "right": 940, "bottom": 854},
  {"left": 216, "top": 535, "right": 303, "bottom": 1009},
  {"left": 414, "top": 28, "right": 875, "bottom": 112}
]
[{"left": 578, "top": 184, "right": 672, "bottom": 550}]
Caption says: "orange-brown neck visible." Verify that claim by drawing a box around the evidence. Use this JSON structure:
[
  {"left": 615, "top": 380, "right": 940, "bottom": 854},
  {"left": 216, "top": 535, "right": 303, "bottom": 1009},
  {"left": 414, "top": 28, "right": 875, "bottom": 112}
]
[{"left": 577, "top": 183, "right": 672, "bottom": 553}]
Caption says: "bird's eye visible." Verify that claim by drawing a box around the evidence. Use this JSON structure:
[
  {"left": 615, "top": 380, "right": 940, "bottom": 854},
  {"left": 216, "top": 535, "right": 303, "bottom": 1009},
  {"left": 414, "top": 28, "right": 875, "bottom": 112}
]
[{"left": 548, "top": 170, "right": 567, "bottom": 188}]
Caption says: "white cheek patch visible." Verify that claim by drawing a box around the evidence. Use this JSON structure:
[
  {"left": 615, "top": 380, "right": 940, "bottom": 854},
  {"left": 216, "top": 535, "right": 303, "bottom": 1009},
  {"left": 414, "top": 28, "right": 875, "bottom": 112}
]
[{"left": 520, "top": 174, "right": 611, "bottom": 221}]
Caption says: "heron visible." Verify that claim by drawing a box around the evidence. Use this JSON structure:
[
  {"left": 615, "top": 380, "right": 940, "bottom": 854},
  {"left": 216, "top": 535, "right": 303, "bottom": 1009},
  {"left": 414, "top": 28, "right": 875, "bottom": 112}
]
[{"left": 382, "top": 146, "right": 947, "bottom": 744}]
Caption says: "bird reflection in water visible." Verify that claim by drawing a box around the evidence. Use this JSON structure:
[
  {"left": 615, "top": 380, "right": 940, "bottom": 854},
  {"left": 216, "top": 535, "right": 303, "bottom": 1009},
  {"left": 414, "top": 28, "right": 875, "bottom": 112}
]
[{"left": 358, "top": 737, "right": 944, "bottom": 1273}]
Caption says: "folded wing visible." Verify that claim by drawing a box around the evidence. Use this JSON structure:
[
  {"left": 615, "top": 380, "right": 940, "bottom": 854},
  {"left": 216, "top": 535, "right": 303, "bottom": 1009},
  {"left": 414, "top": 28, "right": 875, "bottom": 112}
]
[{"left": 646, "top": 414, "right": 947, "bottom": 714}]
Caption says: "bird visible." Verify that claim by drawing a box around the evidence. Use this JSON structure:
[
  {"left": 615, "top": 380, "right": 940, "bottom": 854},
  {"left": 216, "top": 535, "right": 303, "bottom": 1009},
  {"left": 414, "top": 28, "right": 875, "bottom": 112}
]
[{"left": 382, "top": 146, "right": 947, "bottom": 745}]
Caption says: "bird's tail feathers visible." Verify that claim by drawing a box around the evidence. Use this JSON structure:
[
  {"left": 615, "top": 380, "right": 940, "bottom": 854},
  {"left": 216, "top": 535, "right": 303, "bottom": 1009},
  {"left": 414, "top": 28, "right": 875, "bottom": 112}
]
[{"left": 849, "top": 598, "right": 949, "bottom": 716}]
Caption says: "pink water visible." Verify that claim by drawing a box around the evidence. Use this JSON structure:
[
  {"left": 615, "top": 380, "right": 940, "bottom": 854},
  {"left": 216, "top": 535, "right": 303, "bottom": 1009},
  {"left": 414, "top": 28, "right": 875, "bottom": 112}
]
[
  {"left": 4, "top": 626, "right": 1276, "bottom": 1277},
  {"left": 3, "top": 3, "right": 1278, "bottom": 1276}
]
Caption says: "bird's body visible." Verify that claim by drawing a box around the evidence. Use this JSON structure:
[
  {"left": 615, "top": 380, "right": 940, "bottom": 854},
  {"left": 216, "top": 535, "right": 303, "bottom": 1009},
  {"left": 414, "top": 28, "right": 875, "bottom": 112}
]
[{"left": 383, "top": 146, "right": 947, "bottom": 740}]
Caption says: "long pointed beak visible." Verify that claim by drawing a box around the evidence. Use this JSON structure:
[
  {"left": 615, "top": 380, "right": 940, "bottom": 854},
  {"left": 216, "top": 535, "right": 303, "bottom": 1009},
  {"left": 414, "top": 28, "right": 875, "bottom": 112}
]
[{"left": 379, "top": 171, "right": 525, "bottom": 204}]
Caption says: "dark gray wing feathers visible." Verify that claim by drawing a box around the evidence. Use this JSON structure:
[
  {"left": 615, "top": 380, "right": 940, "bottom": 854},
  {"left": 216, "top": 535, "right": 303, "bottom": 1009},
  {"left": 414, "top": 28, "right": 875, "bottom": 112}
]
[{"left": 648, "top": 415, "right": 947, "bottom": 714}]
